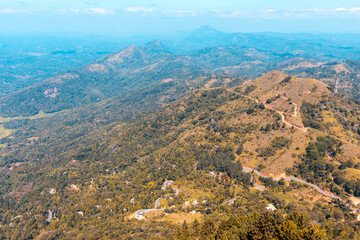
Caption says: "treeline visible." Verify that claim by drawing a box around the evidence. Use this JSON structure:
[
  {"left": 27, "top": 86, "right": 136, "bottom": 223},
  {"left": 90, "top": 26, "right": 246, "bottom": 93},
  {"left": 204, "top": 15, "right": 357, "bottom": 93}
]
[{"left": 176, "top": 211, "right": 329, "bottom": 240}]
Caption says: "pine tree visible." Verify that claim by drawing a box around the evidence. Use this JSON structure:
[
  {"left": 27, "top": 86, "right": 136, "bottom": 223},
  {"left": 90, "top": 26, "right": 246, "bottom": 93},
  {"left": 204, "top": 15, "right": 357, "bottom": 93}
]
[
  {"left": 177, "top": 226, "right": 182, "bottom": 240},
  {"left": 200, "top": 218, "right": 216, "bottom": 240},
  {"left": 181, "top": 220, "right": 190, "bottom": 240},
  {"left": 192, "top": 218, "right": 201, "bottom": 237}
]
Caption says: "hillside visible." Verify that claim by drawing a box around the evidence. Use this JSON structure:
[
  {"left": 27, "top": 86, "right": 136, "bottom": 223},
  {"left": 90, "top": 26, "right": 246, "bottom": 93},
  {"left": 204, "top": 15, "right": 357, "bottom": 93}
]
[
  {"left": 2, "top": 38, "right": 360, "bottom": 121},
  {"left": 0, "top": 41, "right": 207, "bottom": 118},
  {"left": 281, "top": 60, "right": 360, "bottom": 99},
  {"left": 241, "top": 72, "right": 360, "bottom": 199},
  {"left": 1, "top": 71, "right": 360, "bottom": 238}
]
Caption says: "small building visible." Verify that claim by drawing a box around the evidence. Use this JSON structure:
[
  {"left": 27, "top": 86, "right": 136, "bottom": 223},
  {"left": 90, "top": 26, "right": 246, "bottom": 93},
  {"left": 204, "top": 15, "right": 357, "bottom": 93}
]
[
  {"left": 266, "top": 204, "right": 277, "bottom": 211},
  {"left": 209, "top": 171, "right": 216, "bottom": 178}
]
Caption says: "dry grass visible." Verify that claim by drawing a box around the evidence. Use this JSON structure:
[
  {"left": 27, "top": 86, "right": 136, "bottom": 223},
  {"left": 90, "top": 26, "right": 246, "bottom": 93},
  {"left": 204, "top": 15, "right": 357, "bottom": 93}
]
[
  {"left": 0, "top": 110, "right": 60, "bottom": 141},
  {"left": 322, "top": 110, "right": 351, "bottom": 141},
  {"left": 343, "top": 168, "right": 360, "bottom": 179},
  {"left": 0, "top": 110, "right": 57, "bottom": 124},
  {"left": 341, "top": 143, "right": 360, "bottom": 163},
  {"left": 240, "top": 128, "right": 309, "bottom": 174},
  {"left": 0, "top": 125, "right": 14, "bottom": 139},
  {"left": 159, "top": 212, "right": 202, "bottom": 225}
]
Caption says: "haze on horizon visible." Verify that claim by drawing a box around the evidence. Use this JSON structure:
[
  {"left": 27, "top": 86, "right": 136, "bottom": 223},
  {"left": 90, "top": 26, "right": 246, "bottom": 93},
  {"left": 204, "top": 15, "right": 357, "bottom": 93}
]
[{"left": 1, "top": 0, "right": 360, "bottom": 35}]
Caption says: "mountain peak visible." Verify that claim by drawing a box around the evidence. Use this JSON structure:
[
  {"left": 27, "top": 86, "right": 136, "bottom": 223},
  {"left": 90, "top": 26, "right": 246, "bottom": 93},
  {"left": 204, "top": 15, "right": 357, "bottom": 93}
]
[
  {"left": 195, "top": 25, "right": 220, "bottom": 34},
  {"left": 140, "top": 40, "right": 170, "bottom": 55},
  {"left": 260, "top": 70, "right": 287, "bottom": 80},
  {"left": 184, "top": 25, "right": 227, "bottom": 44},
  {"left": 100, "top": 45, "right": 145, "bottom": 64}
]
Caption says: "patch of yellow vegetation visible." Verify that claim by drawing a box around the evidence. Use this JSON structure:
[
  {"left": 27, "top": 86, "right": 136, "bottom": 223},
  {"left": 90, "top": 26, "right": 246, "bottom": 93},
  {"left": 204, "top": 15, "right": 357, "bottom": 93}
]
[
  {"left": 272, "top": 182, "right": 332, "bottom": 207},
  {"left": 0, "top": 110, "right": 57, "bottom": 123},
  {"left": 343, "top": 168, "right": 360, "bottom": 179},
  {"left": 204, "top": 78, "right": 217, "bottom": 89},
  {"left": 0, "top": 125, "right": 14, "bottom": 139},
  {"left": 159, "top": 198, "right": 169, "bottom": 208},
  {"left": 341, "top": 143, "right": 360, "bottom": 162},
  {"left": 282, "top": 61, "right": 323, "bottom": 71},
  {"left": 178, "top": 182, "right": 211, "bottom": 201},
  {"left": 322, "top": 110, "right": 352, "bottom": 142},
  {"left": 160, "top": 212, "right": 202, "bottom": 225},
  {"left": 333, "top": 64, "right": 350, "bottom": 74},
  {"left": 240, "top": 128, "right": 309, "bottom": 174},
  {"left": 0, "top": 110, "right": 60, "bottom": 140},
  {"left": 27, "top": 137, "right": 39, "bottom": 141}
]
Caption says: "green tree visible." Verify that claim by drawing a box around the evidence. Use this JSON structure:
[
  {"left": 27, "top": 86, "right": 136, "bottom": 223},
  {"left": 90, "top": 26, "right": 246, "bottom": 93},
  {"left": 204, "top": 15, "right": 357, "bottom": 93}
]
[
  {"left": 201, "top": 218, "right": 216, "bottom": 240},
  {"left": 276, "top": 220, "right": 301, "bottom": 240}
]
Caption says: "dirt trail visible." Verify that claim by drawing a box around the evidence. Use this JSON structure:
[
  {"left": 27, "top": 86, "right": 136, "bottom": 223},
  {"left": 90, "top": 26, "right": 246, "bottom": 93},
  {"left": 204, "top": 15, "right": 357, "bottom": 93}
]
[{"left": 246, "top": 95, "right": 307, "bottom": 132}]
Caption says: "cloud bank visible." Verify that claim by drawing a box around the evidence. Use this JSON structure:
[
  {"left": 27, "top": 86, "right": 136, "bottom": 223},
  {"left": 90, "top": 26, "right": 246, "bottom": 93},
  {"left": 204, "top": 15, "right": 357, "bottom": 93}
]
[
  {"left": 0, "top": 8, "right": 114, "bottom": 15},
  {"left": 1, "top": 7, "right": 360, "bottom": 19},
  {"left": 125, "top": 7, "right": 153, "bottom": 13}
]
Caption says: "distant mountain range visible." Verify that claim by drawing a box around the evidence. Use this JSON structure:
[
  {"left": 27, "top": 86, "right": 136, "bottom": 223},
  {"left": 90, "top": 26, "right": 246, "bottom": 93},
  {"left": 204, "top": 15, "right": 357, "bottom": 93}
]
[
  {"left": 2, "top": 26, "right": 360, "bottom": 97},
  {"left": 2, "top": 31, "right": 360, "bottom": 117}
]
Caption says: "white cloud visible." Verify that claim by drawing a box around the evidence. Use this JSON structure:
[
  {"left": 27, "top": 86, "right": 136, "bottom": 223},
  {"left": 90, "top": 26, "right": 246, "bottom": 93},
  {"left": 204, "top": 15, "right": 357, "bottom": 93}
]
[
  {"left": 309, "top": 8, "right": 326, "bottom": 12},
  {"left": 84, "top": 8, "right": 114, "bottom": 15},
  {"left": 166, "top": 10, "right": 198, "bottom": 17},
  {"left": 336, "top": 8, "right": 347, "bottom": 12},
  {"left": 125, "top": 7, "right": 153, "bottom": 13},
  {"left": 349, "top": 7, "right": 360, "bottom": 11},
  {"left": 171, "top": 10, "right": 194, "bottom": 13},
  {"left": 0, "top": 9, "right": 15, "bottom": 13},
  {"left": 263, "top": 9, "right": 278, "bottom": 13},
  {"left": 0, "top": 8, "right": 35, "bottom": 14},
  {"left": 53, "top": 9, "right": 70, "bottom": 14},
  {"left": 307, "top": 7, "right": 360, "bottom": 13}
]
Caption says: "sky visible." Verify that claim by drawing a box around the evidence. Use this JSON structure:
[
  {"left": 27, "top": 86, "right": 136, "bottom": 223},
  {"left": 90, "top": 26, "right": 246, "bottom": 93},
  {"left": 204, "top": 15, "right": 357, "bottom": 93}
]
[{"left": 1, "top": 0, "right": 360, "bottom": 34}]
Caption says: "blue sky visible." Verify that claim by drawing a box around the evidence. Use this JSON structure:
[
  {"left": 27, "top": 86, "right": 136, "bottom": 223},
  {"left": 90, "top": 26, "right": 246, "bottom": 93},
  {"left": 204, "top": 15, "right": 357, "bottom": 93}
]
[{"left": 1, "top": 0, "right": 360, "bottom": 34}]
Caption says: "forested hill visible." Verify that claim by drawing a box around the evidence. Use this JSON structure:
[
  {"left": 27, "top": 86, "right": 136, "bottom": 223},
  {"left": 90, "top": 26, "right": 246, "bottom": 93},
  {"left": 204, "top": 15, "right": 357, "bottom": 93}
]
[
  {"left": 0, "top": 41, "right": 207, "bottom": 117},
  {"left": 1, "top": 70, "right": 360, "bottom": 238}
]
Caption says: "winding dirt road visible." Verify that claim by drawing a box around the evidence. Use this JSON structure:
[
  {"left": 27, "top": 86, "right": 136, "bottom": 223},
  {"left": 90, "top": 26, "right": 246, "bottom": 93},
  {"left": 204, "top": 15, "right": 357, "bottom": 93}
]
[{"left": 242, "top": 166, "right": 340, "bottom": 199}]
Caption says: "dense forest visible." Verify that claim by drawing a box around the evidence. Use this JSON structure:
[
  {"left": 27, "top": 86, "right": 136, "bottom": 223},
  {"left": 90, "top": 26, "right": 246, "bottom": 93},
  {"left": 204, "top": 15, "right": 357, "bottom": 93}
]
[{"left": 0, "top": 73, "right": 360, "bottom": 238}]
